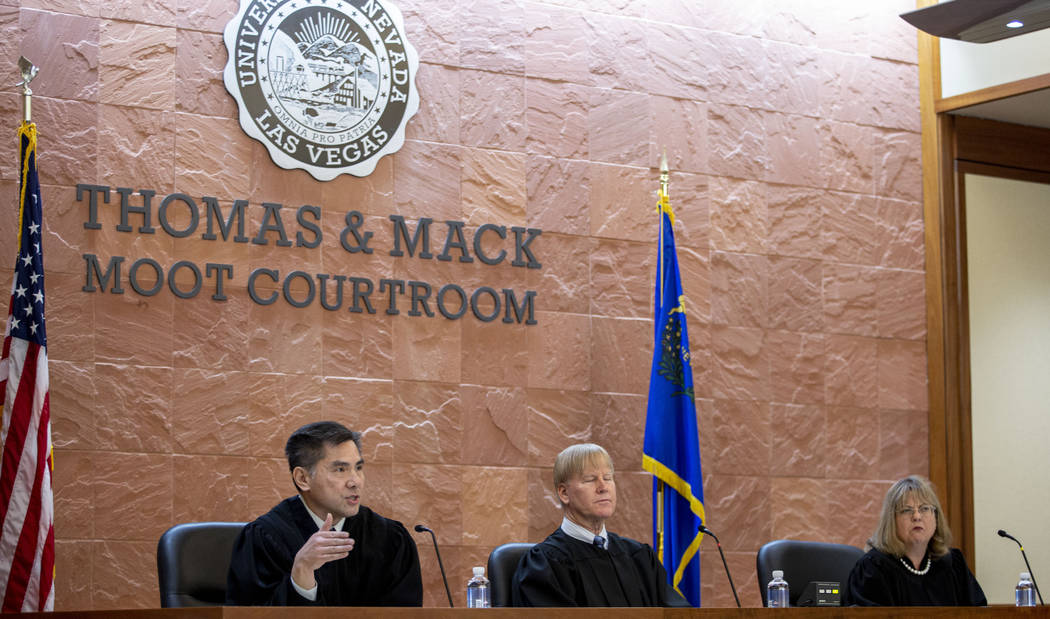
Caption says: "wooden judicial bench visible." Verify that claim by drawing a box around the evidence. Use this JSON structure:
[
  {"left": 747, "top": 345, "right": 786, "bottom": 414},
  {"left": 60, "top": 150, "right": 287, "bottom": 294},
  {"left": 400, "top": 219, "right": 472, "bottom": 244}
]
[{"left": 4, "top": 608, "right": 1048, "bottom": 619}]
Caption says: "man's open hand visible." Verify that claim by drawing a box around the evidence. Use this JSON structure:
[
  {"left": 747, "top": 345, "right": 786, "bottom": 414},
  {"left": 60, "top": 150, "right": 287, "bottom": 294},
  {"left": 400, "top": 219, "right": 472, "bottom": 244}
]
[{"left": 291, "top": 513, "right": 355, "bottom": 590}]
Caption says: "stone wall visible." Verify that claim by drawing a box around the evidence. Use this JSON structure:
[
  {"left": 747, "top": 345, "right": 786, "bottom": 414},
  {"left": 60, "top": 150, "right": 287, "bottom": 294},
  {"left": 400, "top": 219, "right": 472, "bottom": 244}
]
[{"left": 0, "top": 0, "right": 926, "bottom": 609}]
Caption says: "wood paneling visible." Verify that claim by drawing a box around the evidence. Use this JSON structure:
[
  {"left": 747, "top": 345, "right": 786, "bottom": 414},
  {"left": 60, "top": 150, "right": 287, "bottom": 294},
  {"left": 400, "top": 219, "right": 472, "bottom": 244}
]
[
  {"left": 954, "top": 116, "right": 1050, "bottom": 174},
  {"left": 936, "top": 73, "right": 1050, "bottom": 114},
  {"left": 917, "top": 21, "right": 950, "bottom": 546},
  {"left": 6, "top": 607, "right": 1050, "bottom": 619},
  {"left": 923, "top": 87, "right": 1050, "bottom": 568}
]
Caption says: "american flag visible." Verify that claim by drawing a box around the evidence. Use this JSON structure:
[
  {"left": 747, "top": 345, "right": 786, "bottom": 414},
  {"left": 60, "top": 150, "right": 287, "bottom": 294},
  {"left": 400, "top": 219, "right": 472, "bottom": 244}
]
[{"left": 0, "top": 122, "right": 54, "bottom": 611}]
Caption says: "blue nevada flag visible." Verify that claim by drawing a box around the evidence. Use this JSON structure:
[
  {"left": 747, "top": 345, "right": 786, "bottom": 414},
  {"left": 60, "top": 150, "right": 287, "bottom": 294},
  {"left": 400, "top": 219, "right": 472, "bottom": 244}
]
[{"left": 642, "top": 188, "right": 704, "bottom": 607}]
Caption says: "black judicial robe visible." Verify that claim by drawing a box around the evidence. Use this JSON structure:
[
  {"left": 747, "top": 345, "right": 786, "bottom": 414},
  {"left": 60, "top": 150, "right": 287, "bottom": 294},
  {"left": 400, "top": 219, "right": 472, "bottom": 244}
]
[
  {"left": 512, "top": 528, "right": 672, "bottom": 607},
  {"left": 226, "top": 497, "right": 422, "bottom": 606},
  {"left": 844, "top": 548, "right": 987, "bottom": 606}
]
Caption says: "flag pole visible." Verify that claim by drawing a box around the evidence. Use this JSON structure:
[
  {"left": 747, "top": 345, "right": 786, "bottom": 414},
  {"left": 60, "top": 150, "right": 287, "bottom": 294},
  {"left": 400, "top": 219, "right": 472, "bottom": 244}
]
[
  {"left": 18, "top": 56, "right": 38, "bottom": 123},
  {"left": 658, "top": 151, "right": 669, "bottom": 301},
  {"left": 645, "top": 149, "right": 704, "bottom": 605},
  {"left": 655, "top": 151, "right": 670, "bottom": 560},
  {"left": 4, "top": 55, "right": 54, "bottom": 612}
]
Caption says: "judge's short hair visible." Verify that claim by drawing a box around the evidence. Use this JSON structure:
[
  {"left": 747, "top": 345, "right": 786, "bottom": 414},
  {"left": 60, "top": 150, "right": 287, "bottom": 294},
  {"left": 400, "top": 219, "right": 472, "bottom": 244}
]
[
  {"left": 285, "top": 421, "right": 362, "bottom": 482},
  {"left": 553, "top": 443, "right": 613, "bottom": 489},
  {"left": 868, "top": 475, "right": 952, "bottom": 559}
]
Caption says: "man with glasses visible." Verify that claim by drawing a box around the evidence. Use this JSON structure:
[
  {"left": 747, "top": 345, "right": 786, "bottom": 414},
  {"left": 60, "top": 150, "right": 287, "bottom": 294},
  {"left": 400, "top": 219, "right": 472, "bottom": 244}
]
[{"left": 227, "top": 421, "right": 422, "bottom": 606}]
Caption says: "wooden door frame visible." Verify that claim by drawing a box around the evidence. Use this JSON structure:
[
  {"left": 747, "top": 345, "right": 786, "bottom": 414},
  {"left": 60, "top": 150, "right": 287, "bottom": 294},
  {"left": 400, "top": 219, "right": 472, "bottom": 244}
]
[
  {"left": 920, "top": 34, "right": 1050, "bottom": 564},
  {"left": 915, "top": 0, "right": 1050, "bottom": 563}
]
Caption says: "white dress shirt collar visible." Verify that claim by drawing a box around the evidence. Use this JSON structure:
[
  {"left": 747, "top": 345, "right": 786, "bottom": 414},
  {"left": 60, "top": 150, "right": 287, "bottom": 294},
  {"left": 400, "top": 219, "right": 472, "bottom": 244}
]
[
  {"left": 300, "top": 495, "right": 346, "bottom": 532},
  {"left": 560, "top": 516, "right": 608, "bottom": 549}
]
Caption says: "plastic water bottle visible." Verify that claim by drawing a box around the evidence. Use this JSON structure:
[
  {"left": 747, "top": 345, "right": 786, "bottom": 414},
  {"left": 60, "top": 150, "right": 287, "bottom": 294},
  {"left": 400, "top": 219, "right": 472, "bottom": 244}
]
[
  {"left": 767, "top": 570, "right": 789, "bottom": 608},
  {"left": 467, "top": 566, "right": 490, "bottom": 608},
  {"left": 1016, "top": 572, "right": 1036, "bottom": 607}
]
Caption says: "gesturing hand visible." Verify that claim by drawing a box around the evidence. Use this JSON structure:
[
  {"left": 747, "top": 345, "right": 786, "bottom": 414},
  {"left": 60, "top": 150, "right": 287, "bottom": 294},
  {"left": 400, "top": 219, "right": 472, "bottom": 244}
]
[{"left": 291, "top": 513, "right": 356, "bottom": 590}]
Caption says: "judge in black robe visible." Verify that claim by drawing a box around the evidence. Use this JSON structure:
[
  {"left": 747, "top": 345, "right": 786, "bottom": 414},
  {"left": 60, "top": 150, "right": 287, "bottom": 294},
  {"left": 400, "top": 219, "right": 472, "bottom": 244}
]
[
  {"left": 226, "top": 421, "right": 422, "bottom": 606},
  {"left": 842, "top": 475, "right": 986, "bottom": 607},
  {"left": 226, "top": 496, "right": 422, "bottom": 606},
  {"left": 844, "top": 547, "right": 986, "bottom": 606},
  {"left": 512, "top": 443, "right": 684, "bottom": 607},
  {"left": 513, "top": 527, "right": 671, "bottom": 606}
]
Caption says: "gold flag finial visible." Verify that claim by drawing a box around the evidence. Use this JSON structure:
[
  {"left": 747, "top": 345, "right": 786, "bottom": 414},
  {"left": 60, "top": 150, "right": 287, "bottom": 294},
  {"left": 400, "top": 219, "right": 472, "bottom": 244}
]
[
  {"left": 17, "top": 56, "right": 38, "bottom": 123},
  {"left": 659, "top": 151, "right": 669, "bottom": 197},
  {"left": 656, "top": 150, "right": 673, "bottom": 226}
]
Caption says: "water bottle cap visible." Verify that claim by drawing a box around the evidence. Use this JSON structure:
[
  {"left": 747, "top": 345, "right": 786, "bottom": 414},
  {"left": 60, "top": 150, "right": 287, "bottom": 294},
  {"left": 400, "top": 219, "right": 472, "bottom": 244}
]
[
  {"left": 1021, "top": 572, "right": 1031, "bottom": 580},
  {"left": 772, "top": 570, "right": 784, "bottom": 579},
  {"left": 473, "top": 566, "right": 485, "bottom": 577}
]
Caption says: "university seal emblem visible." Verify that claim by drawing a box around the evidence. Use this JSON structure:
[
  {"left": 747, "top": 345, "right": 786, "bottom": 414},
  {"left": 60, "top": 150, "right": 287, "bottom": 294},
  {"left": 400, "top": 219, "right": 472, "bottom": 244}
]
[{"left": 223, "top": 0, "right": 419, "bottom": 180}]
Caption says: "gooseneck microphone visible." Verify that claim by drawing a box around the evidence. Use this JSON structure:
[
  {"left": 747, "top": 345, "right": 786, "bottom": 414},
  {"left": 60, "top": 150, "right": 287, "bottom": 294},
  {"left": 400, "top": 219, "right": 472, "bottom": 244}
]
[
  {"left": 699, "top": 523, "right": 740, "bottom": 608},
  {"left": 415, "top": 524, "right": 454, "bottom": 607},
  {"left": 998, "top": 529, "right": 1044, "bottom": 605}
]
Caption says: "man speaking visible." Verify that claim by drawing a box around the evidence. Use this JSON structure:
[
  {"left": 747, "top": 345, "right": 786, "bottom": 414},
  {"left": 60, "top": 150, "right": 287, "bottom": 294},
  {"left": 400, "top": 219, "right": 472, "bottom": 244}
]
[{"left": 226, "top": 421, "right": 422, "bottom": 605}]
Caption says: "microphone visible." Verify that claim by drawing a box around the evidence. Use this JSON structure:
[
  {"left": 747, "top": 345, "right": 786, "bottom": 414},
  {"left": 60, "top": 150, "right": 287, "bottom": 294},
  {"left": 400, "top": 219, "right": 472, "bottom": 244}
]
[
  {"left": 699, "top": 523, "right": 740, "bottom": 608},
  {"left": 998, "top": 529, "right": 1044, "bottom": 605},
  {"left": 415, "top": 524, "right": 454, "bottom": 607}
]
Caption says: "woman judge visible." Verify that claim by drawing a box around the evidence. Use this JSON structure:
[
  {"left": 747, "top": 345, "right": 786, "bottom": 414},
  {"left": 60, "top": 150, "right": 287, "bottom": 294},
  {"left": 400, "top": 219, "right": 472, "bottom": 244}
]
[{"left": 844, "top": 475, "right": 987, "bottom": 606}]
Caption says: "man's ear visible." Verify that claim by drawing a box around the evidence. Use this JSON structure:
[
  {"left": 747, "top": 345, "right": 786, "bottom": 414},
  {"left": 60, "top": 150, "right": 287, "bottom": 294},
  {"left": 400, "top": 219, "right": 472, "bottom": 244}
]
[
  {"left": 292, "top": 466, "right": 311, "bottom": 493},
  {"left": 556, "top": 483, "right": 569, "bottom": 506}
]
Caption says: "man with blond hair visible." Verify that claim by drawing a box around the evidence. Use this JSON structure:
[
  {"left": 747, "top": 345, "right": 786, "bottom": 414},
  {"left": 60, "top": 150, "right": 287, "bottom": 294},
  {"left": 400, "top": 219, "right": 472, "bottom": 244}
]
[{"left": 512, "top": 443, "right": 681, "bottom": 606}]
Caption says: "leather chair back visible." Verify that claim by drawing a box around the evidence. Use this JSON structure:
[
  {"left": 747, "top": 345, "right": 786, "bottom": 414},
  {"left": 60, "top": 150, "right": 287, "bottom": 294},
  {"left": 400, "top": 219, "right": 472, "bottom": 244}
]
[
  {"left": 157, "top": 522, "right": 245, "bottom": 607},
  {"left": 486, "top": 542, "right": 534, "bottom": 607},
  {"left": 755, "top": 539, "right": 864, "bottom": 607}
]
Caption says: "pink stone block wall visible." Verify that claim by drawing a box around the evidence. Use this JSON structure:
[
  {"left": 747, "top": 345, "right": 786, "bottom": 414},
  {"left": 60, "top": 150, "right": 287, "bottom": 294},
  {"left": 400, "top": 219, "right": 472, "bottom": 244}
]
[{"left": 3, "top": 0, "right": 924, "bottom": 609}]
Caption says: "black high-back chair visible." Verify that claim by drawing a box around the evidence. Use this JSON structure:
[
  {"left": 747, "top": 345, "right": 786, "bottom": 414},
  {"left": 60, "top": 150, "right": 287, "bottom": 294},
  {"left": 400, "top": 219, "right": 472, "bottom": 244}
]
[
  {"left": 486, "top": 542, "right": 534, "bottom": 607},
  {"left": 755, "top": 539, "right": 864, "bottom": 607},
  {"left": 157, "top": 522, "right": 245, "bottom": 607}
]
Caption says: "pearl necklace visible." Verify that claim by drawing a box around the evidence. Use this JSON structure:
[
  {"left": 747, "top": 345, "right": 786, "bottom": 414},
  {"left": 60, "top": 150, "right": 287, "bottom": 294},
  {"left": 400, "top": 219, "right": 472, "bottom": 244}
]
[{"left": 900, "top": 556, "right": 931, "bottom": 576}]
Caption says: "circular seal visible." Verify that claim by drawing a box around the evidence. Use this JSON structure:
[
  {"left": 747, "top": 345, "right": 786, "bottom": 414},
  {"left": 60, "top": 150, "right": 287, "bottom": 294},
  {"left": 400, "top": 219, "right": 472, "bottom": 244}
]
[{"left": 223, "top": 0, "right": 420, "bottom": 180}]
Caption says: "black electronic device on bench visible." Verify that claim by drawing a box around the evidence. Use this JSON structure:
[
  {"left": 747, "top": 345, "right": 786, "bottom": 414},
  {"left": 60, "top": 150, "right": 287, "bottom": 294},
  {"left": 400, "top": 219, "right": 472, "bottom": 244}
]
[{"left": 797, "top": 580, "right": 842, "bottom": 606}]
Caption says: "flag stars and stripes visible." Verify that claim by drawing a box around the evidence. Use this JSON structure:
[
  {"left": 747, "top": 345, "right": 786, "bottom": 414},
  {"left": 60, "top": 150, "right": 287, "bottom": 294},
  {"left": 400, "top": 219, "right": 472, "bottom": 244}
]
[
  {"left": 12, "top": 292, "right": 44, "bottom": 342},
  {"left": 1, "top": 121, "right": 54, "bottom": 611},
  {"left": 10, "top": 228, "right": 46, "bottom": 347}
]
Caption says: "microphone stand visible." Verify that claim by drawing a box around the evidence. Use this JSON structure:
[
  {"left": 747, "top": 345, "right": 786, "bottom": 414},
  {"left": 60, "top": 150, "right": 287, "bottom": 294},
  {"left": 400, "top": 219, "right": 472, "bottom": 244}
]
[
  {"left": 699, "top": 524, "right": 740, "bottom": 608},
  {"left": 415, "top": 524, "right": 454, "bottom": 607},
  {"left": 999, "top": 529, "right": 1044, "bottom": 605}
]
